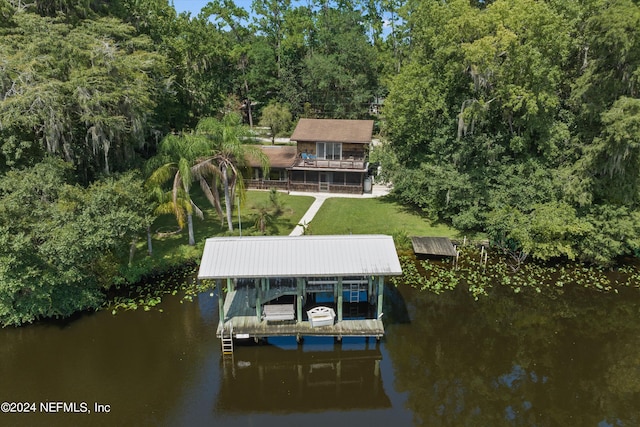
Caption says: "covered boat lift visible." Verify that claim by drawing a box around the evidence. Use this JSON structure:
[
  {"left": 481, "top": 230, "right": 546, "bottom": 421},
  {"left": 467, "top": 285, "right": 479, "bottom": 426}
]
[{"left": 197, "top": 235, "right": 402, "bottom": 346}]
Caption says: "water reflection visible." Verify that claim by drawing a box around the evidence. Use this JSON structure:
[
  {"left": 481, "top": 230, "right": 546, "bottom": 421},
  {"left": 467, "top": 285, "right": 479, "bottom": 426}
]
[
  {"left": 1, "top": 283, "right": 639, "bottom": 426},
  {"left": 386, "top": 285, "right": 640, "bottom": 426},
  {"left": 216, "top": 338, "right": 390, "bottom": 414},
  {"left": 0, "top": 293, "right": 219, "bottom": 426}
]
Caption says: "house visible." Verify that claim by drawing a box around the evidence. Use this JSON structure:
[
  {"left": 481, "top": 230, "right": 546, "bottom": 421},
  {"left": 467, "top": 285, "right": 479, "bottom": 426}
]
[
  {"left": 246, "top": 145, "right": 297, "bottom": 191},
  {"left": 246, "top": 118, "right": 374, "bottom": 194}
]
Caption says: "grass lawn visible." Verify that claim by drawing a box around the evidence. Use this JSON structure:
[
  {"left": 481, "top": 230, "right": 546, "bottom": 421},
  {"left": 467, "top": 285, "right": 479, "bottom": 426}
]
[
  {"left": 130, "top": 190, "right": 315, "bottom": 271},
  {"left": 127, "top": 191, "right": 469, "bottom": 281},
  {"left": 309, "top": 196, "right": 462, "bottom": 238}
]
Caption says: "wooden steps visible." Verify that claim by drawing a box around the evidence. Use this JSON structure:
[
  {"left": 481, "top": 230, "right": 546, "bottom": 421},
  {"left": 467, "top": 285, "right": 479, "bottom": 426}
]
[{"left": 221, "top": 323, "right": 234, "bottom": 354}]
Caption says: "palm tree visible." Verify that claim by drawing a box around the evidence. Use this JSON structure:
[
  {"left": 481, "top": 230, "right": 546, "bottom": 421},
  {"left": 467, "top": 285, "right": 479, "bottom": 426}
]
[
  {"left": 146, "top": 134, "right": 207, "bottom": 246},
  {"left": 193, "top": 114, "right": 269, "bottom": 232},
  {"left": 252, "top": 204, "right": 275, "bottom": 234}
]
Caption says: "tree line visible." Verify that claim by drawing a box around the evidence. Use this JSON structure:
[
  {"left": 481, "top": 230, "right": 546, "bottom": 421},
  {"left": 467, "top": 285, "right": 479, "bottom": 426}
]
[
  {"left": 0, "top": 0, "right": 387, "bottom": 179},
  {"left": 381, "top": 0, "right": 640, "bottom": 265},
  {"left": 0, "top": 0, "right": 639, "bottom": 325},
  {"left": 0, "top": 0, "right": 385, "bottom": 325}
]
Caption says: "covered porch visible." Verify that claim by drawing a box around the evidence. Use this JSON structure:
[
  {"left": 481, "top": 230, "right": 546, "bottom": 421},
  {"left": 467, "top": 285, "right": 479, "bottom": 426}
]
[{"left": 288, "top": 169, "right": 367, "bottom": 193}]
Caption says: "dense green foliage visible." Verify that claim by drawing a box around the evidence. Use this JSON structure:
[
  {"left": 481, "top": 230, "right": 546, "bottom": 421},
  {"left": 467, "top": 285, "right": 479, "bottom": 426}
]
[
  {"left": 0, "top": 158, "right": 151, "bottom": 325},
  {"left": 1, "top": 0, "right": 639, "bottom": 324},
  {"left": 382, "top": 0, "right": 640, "bottom": 264}
]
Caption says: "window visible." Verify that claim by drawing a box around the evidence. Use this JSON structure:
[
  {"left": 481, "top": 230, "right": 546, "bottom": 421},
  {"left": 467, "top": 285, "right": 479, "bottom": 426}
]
[{"left": 316, "top": 142, "right": 342, "bottom": 160}]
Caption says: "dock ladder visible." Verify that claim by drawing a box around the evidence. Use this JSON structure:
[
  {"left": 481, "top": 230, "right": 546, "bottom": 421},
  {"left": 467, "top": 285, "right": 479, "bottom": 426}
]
[
  {"left": 348, "top": 284, "right": 360, "bottom": 318},
  {"left": 221, "top": 323, "right": 234, "bottom": 355},
  {"left": 220, "top": 323, "right": 236, "bottom": 379},
  {"left": 349, "top": 284, "right": 360, "bottom": 303}
]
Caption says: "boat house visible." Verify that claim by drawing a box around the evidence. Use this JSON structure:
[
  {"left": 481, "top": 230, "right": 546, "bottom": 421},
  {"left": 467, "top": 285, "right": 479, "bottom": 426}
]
[
  {"left": 246, "top": 118, "right": 374, "bottom": 194},
  {"left": 197, "top": 235, "right": 402, "bottom": 348}
]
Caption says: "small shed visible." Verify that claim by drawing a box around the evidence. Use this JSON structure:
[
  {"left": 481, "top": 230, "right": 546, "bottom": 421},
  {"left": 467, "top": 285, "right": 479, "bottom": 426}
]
[{"left": 410, "top": 236, "right": 458, "bottom": 258}]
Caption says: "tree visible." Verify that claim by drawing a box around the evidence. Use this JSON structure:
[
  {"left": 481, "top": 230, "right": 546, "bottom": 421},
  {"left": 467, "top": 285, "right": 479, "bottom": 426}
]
[
  {"left": 583, "top": 97, "right": 640, "bottom": 205},
  {"left": 192, "top": 114, "right": 270, "bottom": 231},
  {"left": 252, "top": 204, "right": 275, "bottom": 234},
  {"left": 146, "top": 134, "right": 207, "bottom": 245},
  {"left": 251, "top": 0, "right": 290, "bottom": 80},
  {"left": 158, "top": 9, "right": 234, "bottom": 130},
  {"left": 570, "top": 0, "right": 640, "bottom": 141},
  {"left": 202, "top": 0, "right": 256, "bottom": 126},
  {"left": 0, "top": 10, "right": 165, "bottom": 178},
  {"left": 302, "top": 4, "right": 378, "bottom": 118},
  {"left": 251, "top": 188, "right": 284, "bottom": 234},
  {"left": 277, "top": 4, "right": 314, "bottom": 115},
  {"left": 258, "top": 102, "right": 292, "bottom": 143},
  {"left": 0, "top": 158, "right": 149, "bottom": 326},
  {"left": 381, "top": 0, "right": 640, "bottom": 263},
  {"left": 486, "top": 202, "right": 591, "bottom": 267},
  {"left": 577, "top": 205, "right": 640, "bottom": 264}
]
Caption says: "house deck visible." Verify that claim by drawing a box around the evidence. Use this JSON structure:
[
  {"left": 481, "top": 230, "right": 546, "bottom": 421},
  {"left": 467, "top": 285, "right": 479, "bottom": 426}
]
[
  {"left": 218, "top": 287, "right": 384, "bottom": 340},
  {"left": 293, "top": 158, "right": 367, "bottom": 170}
]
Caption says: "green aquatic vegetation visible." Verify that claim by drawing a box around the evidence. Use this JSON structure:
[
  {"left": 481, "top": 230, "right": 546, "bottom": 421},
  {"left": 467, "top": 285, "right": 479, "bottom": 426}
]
[
  {"left": 394, "top": 246, "right": 640, "bottom": 298},
  {"left": 109, "top": 264, "right": 199, "bottom": 314}
]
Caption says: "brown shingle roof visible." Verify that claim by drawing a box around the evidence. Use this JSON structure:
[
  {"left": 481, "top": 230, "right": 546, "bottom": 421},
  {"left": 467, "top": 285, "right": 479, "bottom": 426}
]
[
  {"left": 290, "top": 119, "right": 374, "bottom": 144},
  {"left": 247, "top": 145, "right": 297, "bottom": 168}
]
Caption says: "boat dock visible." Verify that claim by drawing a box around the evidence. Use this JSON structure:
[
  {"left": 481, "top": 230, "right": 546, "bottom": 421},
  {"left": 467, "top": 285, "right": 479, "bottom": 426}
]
[
  {"left": 218, "top": 286, "right": 384, "bottom": 341},
  {"left": 197, "top": 235, "right": 402, "bottom": 350}
]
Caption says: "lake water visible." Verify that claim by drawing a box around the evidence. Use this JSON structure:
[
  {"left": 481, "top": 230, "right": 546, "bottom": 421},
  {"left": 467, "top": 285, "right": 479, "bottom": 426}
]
[{"left": 1, "top": 283, "right": 639, "bottom": 426}]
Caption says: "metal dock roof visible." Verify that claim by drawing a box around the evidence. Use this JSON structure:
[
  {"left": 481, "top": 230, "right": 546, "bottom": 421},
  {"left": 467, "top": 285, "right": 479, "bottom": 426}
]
[{"left": 198, "top": 235, "right": 402, "bottom": 279}]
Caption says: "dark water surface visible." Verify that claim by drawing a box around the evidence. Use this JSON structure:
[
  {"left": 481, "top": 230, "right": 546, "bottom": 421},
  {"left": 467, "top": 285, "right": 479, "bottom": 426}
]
[{"left": 1, "top": 284, "right": 639, "bottom": 426}]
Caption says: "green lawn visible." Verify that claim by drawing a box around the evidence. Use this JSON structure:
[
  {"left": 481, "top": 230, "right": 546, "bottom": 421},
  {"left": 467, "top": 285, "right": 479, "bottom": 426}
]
[
  {"left": 131, "top": 190, "right": 315, "bottom": 272},
  {"left": 238, "top": 190, "right": 315, "bottom": 236},
  {"left": 309, "top": 196, "right": 461, "bottom": 238},
  {"left": 128, "top": 191, "right": 466, "bottom": 280}
]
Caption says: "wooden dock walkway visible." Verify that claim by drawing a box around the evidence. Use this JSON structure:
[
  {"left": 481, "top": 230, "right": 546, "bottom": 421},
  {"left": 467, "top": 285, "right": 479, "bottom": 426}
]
[{"left": 218, "top": 286, "right": 384, "bottom": 340}]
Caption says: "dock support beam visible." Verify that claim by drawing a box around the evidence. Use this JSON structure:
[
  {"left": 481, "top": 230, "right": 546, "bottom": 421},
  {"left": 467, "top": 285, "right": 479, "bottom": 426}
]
[
  {"left": 255, "top": 278, "right": 262, "bottom": 319},
  {"left": 376, "top": 276, "right": 384, "bottom": 319},
  {"left": 296, "top": 278, "right": 303, "bottom": 323},
  {"left": 337, "top": 277, "right": 343, "bottom": 322},
  {"left": 217, "top": 279, "right": 224, "bottom": 326}
]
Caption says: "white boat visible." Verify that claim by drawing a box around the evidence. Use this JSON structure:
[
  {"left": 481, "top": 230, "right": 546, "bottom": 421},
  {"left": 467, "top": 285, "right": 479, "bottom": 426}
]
[{"left": 307, "top": 306, "right": 336, "bottom": 327}]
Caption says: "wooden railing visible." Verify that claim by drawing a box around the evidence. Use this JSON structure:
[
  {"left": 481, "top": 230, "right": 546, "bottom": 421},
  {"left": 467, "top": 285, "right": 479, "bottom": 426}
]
[
  {"left": 289, "top": 182, "right": 362, "bottom": 194},
  {"left": 245, "top": 179, "right": 363, "bottom": 194},
  {"left": 295, "top": 158, "right": 367, "bottom": 170},
  {"left": 244, "top": 179, "right": 288, "bottom": 190}
]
